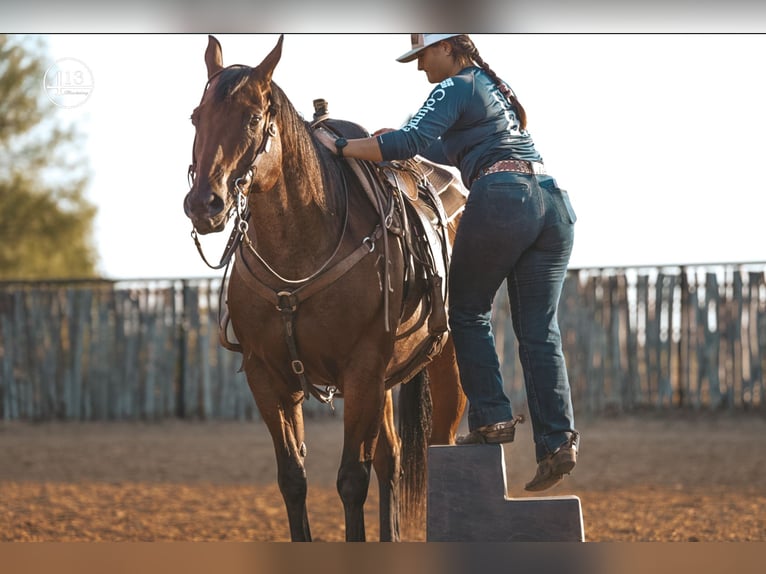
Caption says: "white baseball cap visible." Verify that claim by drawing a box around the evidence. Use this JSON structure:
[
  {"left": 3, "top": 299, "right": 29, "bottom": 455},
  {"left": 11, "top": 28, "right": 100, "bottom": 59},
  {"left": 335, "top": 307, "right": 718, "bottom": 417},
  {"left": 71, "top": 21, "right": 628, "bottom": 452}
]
[{"left": 396, "top": 33, "right": 462, "bottom": 63}]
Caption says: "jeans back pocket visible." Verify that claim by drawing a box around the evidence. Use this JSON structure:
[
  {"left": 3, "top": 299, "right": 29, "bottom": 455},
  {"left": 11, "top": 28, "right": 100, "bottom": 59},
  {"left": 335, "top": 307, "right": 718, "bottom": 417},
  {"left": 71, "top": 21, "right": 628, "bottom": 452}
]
[{"left": 558, "top": 189, "right": 577, "bottom": 224}]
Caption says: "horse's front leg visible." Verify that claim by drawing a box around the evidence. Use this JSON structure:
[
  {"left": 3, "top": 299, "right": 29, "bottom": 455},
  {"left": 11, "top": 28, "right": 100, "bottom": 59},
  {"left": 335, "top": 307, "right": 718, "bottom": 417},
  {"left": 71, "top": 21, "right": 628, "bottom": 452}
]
[
  {"left": 337, "top": 373, "right": 386, "bottom": 542},
  {"left": 245, "top": 368, "right": 311, "bottom": 541},
  {"left": 373, "top": 389, "right": 402, "bottom": 541},
  {"left": 274, "top": 398, "right": 311, "bottom": 542}
]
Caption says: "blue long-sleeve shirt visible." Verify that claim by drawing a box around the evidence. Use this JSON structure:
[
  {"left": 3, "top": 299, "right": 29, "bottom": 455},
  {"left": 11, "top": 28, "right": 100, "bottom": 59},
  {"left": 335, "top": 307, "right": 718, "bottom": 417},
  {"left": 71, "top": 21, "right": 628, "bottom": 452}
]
[{"left": 377, "top": 66, "right": 543, "bottom": 188}]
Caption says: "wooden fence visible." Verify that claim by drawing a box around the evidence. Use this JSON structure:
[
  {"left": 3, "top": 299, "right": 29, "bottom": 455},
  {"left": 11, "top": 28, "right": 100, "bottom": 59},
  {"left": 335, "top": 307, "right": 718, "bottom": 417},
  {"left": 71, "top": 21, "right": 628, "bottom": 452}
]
[
  {"left": 0, "top": 278, "right": 257, "bottom": 421},
  {"left": 1, "top": 264, "right": 765, "bottom": 421},
  {"left": 496, "top": 264, "right": 766, "bottom": 416}
]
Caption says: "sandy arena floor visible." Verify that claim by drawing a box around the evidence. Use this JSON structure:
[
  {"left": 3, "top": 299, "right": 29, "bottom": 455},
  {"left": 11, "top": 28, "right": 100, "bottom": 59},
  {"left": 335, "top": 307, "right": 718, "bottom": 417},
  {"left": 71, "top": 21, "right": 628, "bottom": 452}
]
[{"left": 1, "top": 413, "right": 765, "bottom": 542}]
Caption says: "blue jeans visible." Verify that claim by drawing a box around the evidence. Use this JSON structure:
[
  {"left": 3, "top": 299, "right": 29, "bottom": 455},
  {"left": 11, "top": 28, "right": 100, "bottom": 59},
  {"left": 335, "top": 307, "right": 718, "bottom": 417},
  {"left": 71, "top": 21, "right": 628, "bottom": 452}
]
[{"left": 448, "top": 171, "right": 577, "bottom": 462}]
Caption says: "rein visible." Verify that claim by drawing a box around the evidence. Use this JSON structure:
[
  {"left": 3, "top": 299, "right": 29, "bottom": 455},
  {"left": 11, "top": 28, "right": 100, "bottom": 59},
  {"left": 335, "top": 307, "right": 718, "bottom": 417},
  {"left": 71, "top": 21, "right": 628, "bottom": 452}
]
[{"left": 238, "top": 166, "right": 351, "bottom": 285}]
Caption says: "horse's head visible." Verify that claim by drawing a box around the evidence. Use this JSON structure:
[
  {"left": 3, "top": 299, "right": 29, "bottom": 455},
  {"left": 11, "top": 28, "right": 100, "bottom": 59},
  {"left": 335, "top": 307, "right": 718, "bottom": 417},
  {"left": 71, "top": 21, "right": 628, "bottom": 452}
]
[{"left": 183, "top": 35, "right": 284, "bottom": 234}]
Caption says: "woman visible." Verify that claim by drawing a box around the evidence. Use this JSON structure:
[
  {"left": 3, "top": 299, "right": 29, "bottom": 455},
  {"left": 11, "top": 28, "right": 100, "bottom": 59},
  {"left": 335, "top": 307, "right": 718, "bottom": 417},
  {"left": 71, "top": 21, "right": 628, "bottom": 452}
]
[{"left": 316, "top": 34, "right": 579, "bottom": 492}]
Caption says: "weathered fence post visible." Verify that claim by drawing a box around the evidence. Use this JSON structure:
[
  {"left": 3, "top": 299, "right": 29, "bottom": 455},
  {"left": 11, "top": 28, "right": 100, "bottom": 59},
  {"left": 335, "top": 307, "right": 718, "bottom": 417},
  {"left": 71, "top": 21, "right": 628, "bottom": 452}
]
[{"left": 176, "top": 280, "right": 189, "bottom": 418}]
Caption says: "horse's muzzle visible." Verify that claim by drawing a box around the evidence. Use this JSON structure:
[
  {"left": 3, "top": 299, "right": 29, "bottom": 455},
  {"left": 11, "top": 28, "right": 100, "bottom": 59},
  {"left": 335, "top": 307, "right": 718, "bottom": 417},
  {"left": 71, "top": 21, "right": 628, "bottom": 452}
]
[{"left": 183, "top": 187, "right": 228, "bottom": 234}]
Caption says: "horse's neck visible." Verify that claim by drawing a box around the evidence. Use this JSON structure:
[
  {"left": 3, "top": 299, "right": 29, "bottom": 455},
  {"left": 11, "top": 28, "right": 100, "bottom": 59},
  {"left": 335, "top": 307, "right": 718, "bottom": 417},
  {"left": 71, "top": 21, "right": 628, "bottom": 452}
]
[{"left": 247, "top": 158, "right": 340, "bottom": 270}]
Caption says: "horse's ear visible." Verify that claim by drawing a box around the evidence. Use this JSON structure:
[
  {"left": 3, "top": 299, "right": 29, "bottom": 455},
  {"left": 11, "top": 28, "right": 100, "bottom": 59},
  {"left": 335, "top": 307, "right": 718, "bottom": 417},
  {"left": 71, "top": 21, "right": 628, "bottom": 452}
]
[
  {"left": 205, "top": 35, "right": 224, "bottom": 79},
  {"left": 251, "top": 34, "right": 284, "bottom": 84}
]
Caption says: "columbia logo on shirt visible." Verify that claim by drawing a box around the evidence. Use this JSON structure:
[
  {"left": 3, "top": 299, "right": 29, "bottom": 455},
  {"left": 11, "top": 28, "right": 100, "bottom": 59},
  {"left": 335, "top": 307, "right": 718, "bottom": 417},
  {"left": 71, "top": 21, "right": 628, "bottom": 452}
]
[{"left": 402, "top": 81, "right": 453, "bottom": 132}]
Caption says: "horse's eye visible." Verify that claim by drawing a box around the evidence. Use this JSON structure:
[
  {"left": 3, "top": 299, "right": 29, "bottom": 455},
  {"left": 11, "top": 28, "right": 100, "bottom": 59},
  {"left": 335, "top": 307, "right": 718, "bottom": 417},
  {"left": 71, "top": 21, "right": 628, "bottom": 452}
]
[{"left": 248, "top": 114, "right": 263, "bottom": 128}]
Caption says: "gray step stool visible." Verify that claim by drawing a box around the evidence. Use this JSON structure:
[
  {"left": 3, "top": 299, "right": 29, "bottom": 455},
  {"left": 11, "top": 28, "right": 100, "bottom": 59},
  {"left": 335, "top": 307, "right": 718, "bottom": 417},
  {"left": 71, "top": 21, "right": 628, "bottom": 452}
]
[{"left": 427, "top": 444, "right": 585, "bottom": 542}]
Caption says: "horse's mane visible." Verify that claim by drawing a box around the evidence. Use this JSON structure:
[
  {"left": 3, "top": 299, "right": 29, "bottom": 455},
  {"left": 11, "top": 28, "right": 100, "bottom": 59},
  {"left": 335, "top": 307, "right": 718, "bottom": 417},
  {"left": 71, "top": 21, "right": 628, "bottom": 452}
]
[
  {"left": 214, "top": 66, "right": 343, "bottom": 214},
  {"left": 271, "top": 83, "right": 339, "bottom": 212}
]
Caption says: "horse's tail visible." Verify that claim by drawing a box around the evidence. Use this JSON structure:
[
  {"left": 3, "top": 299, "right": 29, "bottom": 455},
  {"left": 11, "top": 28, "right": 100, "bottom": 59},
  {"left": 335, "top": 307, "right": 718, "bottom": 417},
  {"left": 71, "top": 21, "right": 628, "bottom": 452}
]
[{"left": 397, "top": 367, "right": 433, "bottom": 537}]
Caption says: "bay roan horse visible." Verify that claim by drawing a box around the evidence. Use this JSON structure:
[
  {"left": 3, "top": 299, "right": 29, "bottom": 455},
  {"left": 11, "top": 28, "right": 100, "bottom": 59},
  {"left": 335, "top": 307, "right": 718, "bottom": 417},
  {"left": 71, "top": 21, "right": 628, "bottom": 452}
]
[{"left": 183, "top": 35, "right": 467, "bottom": 541}]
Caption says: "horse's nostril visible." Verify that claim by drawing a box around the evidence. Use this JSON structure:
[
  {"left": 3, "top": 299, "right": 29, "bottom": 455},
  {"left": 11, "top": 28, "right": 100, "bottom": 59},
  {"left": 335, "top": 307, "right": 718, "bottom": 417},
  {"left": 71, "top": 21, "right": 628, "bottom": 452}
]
[
  {"left": 209, "top": 193, "right": 225, "bottom": 216},
  {"left": 183, "top": 194, "right": 192, "bottom": 218}
]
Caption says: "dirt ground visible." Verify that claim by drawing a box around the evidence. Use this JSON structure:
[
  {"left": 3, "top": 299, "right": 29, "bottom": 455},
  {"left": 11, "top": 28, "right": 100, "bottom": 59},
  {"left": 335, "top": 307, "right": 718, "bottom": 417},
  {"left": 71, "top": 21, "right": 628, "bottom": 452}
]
[{"left": 1, "top": 413, "right": 765, "bottom": 542}]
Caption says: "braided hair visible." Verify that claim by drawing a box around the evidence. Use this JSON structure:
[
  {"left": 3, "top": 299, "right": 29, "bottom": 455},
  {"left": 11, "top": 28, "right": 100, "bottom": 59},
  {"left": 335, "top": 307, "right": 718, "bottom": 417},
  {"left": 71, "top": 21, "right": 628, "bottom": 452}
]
[{"left": 445, "top": 35, "right": 528, "bottom": 131}]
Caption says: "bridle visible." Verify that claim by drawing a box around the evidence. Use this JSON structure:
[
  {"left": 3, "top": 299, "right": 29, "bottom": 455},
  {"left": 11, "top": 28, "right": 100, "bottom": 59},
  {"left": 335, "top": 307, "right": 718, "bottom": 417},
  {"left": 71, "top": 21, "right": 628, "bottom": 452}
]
[
  {"left": 187, "top": 65, "right": 279, "bottom": 271},
  {"left": 186, "top": 100, "right": 352, "bottom": 283},
  {"left": 188, "top": 114, "right": 277, "bottom": 272}
]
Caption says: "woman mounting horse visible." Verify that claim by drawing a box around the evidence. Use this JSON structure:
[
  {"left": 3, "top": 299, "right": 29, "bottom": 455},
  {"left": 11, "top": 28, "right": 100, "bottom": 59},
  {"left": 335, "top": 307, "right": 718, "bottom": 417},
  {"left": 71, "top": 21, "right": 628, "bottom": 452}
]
[{"left": 182, "top": 35, "right": 466, "bottom": 542}]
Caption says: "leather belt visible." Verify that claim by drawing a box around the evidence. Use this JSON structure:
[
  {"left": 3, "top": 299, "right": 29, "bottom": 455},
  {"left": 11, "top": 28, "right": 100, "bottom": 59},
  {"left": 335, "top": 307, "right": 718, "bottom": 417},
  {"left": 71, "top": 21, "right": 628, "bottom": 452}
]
[{"left": 473, "top": 159, "right": 546, "bottom": 185}]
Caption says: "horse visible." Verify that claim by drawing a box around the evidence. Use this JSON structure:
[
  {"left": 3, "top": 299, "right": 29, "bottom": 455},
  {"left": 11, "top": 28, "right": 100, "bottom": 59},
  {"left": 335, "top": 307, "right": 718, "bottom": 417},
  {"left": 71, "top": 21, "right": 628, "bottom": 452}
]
[{"left": 183, "top": 34, "right": 467, "bottom": 542}]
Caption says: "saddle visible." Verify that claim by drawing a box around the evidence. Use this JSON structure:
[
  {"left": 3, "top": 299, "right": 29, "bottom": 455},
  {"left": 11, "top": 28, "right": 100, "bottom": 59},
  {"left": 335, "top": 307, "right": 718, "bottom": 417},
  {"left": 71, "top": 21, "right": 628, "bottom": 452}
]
[
  {"left": 377, "top": 157, "right": 460, "bottom": 333},
  {"left": 314, "top": 113, "right": 467, "bottom": 386},
  {"left": 382, "top": 156, "right": 466, "bottom": 224}
]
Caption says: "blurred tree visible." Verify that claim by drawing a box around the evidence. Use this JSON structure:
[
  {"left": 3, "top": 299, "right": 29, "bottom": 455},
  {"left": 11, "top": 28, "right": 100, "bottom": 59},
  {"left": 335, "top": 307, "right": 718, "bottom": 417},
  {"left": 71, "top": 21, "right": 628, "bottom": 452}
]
[{"left": 0, "top": 34, "right": 98, "bottom": 280}]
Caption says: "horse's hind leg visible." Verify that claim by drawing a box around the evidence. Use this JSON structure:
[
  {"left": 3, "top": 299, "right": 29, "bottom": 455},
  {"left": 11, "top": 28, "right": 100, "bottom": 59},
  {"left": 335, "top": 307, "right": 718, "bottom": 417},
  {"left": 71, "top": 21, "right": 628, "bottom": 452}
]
[
  {"left": 246, "top": 371, "right": 311, "bottom": 541},
  {"left": 427, "top": 336, "right": 467, "bottom": 445},
  {"left": 372, "top": 389, "right": 402, "bottom": 541}
]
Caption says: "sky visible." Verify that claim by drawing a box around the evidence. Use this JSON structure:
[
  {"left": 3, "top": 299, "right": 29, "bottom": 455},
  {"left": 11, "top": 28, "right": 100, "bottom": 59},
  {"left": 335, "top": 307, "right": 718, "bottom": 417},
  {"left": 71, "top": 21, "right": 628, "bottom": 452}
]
[{"left": 34, "top": 33, "right": 766, "bottom": 279}]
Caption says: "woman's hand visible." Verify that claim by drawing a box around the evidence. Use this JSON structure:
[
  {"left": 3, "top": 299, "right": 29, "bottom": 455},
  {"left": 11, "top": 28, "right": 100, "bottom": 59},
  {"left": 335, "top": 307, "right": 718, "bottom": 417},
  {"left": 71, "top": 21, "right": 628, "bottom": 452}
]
[
  {"left": 372, "top": 128, "right": 395, "bottom": 137},
  {"left": 313, "top": 129, "right": 385, "bottom": 162},
  {"left": 314, "top": 130, "right": 338, "bottom": 154}
]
